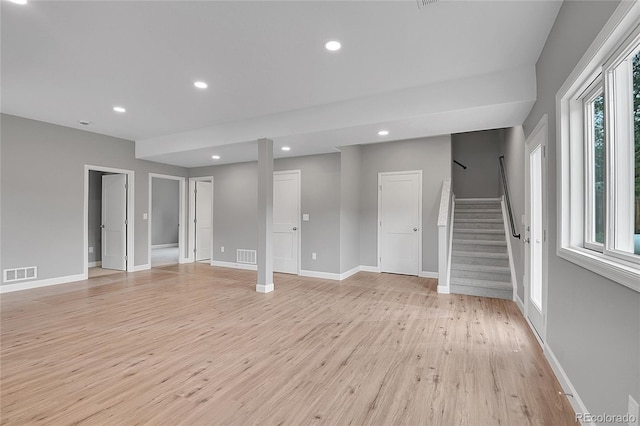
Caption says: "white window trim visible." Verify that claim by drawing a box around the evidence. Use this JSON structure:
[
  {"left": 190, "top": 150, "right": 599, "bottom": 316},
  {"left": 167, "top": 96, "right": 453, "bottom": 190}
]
[
  {"left": 582, "top": 81, "right": 604, "bottom": 252},
  {"left": 556, "top": 0, "right": 640, "bottom": 293}
]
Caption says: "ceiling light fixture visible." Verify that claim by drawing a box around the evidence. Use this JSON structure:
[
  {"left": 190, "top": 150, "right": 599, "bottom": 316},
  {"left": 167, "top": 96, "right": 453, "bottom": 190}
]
[
  {"left": 8, "top": 0, "right": 28, "bottom": 5},
  {"left": 113, "top": 106, "right": 126, "bottom": 113},
  {"left": 194, "top": 81, "right": 208, "bottom": 89},
  {"left": 378, "top": 130, "right": 389, "bottom": 136},
  {"left": 211, "top": 155, "right": 220, "bottom": 160},
  {"left": 324, "top": 40, "right": 341, "bottom": 52},
  {"left": 281, "top": 146, "right": 291, "bottom": 151}
]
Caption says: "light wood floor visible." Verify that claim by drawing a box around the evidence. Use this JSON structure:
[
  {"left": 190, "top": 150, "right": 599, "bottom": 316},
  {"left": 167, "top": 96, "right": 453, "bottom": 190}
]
[{"left": 1, "top": 264, "right": 576, "bottom": 425}]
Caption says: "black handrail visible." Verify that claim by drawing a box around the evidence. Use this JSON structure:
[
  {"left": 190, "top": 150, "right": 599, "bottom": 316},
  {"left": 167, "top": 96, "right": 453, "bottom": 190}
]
[
  {"left": 499, "top": 155, "right": 520, "bottom": 239},
  {"left": 453, "top": 160, "right": 467, "bottom": 170}
]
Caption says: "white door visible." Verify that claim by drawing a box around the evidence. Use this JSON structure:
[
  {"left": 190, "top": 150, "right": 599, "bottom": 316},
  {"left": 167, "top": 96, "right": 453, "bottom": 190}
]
[
  {"left": 273, "top": 171, "right": 300, "bottom": 274},
  {"left": 525, "top": 127, "right": 546, "bottom": 340},
  {"left": 195, "top": 181, "right": 212, "bottom": 261},
  {"left": 379, "top": 172, "right": 421, "bottom": 275},
  {"left": 102, "top": 174, "right": 127, "bottom": 271}
]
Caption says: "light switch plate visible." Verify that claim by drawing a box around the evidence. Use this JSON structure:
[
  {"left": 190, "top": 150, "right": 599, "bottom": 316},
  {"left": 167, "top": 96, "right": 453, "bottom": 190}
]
[
  {"left": 312, "top": 252, "right": 317, "bottom": 260},
  {"left": 303, "top": 214, "right": 310, "bottom": 222},
  {"left": 143, "top": 213, "right": 148, "bottom": 220},
  {"left": 88, "top": 247, "right": 94, "bottom": 254},
  {"left": 221, "top": 246, "right": 225, "bottom": 253}
]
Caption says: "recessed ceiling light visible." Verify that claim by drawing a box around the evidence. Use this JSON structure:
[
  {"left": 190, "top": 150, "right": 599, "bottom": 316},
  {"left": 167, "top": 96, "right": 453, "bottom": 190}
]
[
  {"left": 211, "top": 155, "right": 220, "bottom": 160},
  {"left": 378, "top": 130, "right": 389, "bottom": 136},
  {"left": 281, "top": 146, "right": 291, "bottom": 151},
  {"left": 113, "top": 106, "right": 126, "bottom": 113},
  {"left": 8, "top": 0, "right": 28, "bottom": 5},
  {"left": 325, "top": 40, "right": 341, "bottom": 52},
  {"left": 194, "top": 81, "right": 208, "bottom": 89}
]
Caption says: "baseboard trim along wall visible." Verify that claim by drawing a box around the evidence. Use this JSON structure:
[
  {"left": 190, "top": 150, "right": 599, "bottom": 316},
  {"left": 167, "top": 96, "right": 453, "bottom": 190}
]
[
  {"left": 299, "top": 270, "right": 341, "bottom": 280},
  {"left": 211, "top": 260, "right": 258, "bottom": 271},
  {"left": 437, "top": 285, "right": 450, "bottom": 294},
  {"left": 151, "top": 243, "right": 179, "bottom": 249},
  {"left": 133, "top": 264, "right": 151, "bottom": 272},
  {"left": 0, "top": 273, "right": 86, "bottom": 294},
  {"left": 515, "top": 294, "right": 525, "bottom": 314},
  {"left": 419, "top": 271, "right": 439, "bottom": 279},
  {"left": 88, "top": 261, "right": 102, "bottom": 268},
  {"left": 359, "top": 265, "right": 381, "bottom": 273}
]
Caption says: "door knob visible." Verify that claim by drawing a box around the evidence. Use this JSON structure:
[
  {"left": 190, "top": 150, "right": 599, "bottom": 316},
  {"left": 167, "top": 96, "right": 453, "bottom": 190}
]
[
  {"left": 293, "top": 227, "right": 297, "bottom": 231},
  {"left": 413, "top": 228, "right": 418, "bottom": 231}
]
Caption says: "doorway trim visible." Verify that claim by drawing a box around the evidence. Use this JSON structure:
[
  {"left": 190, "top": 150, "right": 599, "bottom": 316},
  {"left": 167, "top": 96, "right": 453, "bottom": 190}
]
[
  {"left": 377, "top": 170, "right": 423, "bottom": 276},
  {"left": 148, "top": 173, "right": 187, "bottom": 266},
  {"left": 83, "top": 165, "right": 135, "bottom": 277},
  {"left": 188, "top": 176, "right": 214, "bottom": 264},
  {"left": 523, "top": 114, "right": 549, "bottom": 346}
]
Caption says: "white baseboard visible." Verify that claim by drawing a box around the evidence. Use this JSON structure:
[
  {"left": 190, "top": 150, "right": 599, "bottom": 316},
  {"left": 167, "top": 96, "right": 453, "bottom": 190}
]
[
  {"left": 256, "top": 283, "right": 274, "bottom": 293},
  {"left": 515, "top": 294, "right": 525, "bottom": 315},
  {"left": 359, "top": 265, "right": 380, "bottom": 273},
  {"left": 544, "top": 344, "right": 592, "bottom": 425},
  {"left": 152, "top": 243, "right": 179, "bottom": 249},
  {"left": 419, "top": 271, "right": 439, "bottom": 279},
  {"left": 0, "top": 273, "right": 86, "bottom": 294},
  {"left": 299, "top": 269, "right": 341, "bottom": 280},
  {"left": 212, "top": 260, "right": 257, "bottom": 271},
  {"left": 340, "top": 266, "right": 360, "bottom": 280},
  {"left": 133, "top": 264, "right": 151, "bottom": 272},
  {"left": 88, "top": 261, "right": 102, "bottom": 268},
  {"left": 437, "top": 285, "right": 450, "bottom": 294}
]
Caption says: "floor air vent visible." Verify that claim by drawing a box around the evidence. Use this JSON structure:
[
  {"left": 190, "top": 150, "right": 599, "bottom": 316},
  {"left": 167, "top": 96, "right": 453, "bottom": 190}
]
[
  {"left": 4, "top": 266, "right": 37, "bottom": 283},
  {"left": 237, "top": 249, "right": 257, "bottom": 265}
]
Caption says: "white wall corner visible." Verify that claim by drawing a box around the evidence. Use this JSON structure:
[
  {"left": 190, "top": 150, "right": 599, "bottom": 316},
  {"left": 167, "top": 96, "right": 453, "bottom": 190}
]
[
  {"left": 515, "top": 294, "right": 525, "bottom": 315},
  {"left": 543, "top": 345, "right": 593, "bottom": 425},
  {"left": 0, "top": 273, "right": 86, "bottom": 294},
  {"left": 339, "top": 266, "right": 361, "bottom": 280},
  {"left": 437, "top": 285, "right": 450, "bottom": 294},
  {"left": 256, "top": 283, "right": 274, "bottom": 293}
]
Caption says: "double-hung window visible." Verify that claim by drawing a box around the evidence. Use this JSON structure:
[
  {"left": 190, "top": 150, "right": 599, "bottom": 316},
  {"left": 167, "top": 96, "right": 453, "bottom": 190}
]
[{"left": 558, "top": 2, "right": 640, "bottom": 292}]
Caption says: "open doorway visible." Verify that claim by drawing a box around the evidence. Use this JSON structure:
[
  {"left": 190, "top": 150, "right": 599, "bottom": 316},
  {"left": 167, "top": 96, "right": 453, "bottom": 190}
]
[
  {"left": 149, "top": 174, "right": 186, "bottom": 267},
  {"left": 84, "top": 165, "right": 135, "bottom": 278}
]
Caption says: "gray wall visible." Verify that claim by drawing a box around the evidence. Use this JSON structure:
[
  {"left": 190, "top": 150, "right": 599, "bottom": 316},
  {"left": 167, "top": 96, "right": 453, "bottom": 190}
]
[
  {"left": 452, "top": 129, "right": 502, "bottom": 198},
  {"left": 1, "top": 114, "right": 188, "bottom": 282},
  {"left": 520, "top": 0, "right": 640, "bottom": 417},
  {"left": 339, "top": 146, "right": 362, "bottom": 274},
  {"left": 501, "top": 127, "right": 526, "bottom": 302},
  {"left": 88, "top": 170, "right": 103, "bottom": 263},
  {"left": 359, "top": 135, "right": 452, "bottom": 273},
  {"left": 190, "top": 153, "right": 341, "bottom": 274},
  {"left": 151, "top": 177, "right": 179, "bottom": 246}
]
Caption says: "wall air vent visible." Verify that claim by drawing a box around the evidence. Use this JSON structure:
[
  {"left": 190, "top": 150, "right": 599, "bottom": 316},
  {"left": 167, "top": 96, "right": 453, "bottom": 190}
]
[
  {"left": 3, "top": 266, "right": 37, "bottom": 283},
  {"left": 237, "top": 249, "right": 257, "bottom": 265}
]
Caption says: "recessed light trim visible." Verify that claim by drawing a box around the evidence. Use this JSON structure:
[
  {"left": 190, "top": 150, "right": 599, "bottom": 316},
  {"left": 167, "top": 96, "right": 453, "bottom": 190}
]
[
  {"left": 113, "top": 106, "right": 126, "bottom": 113},
  {"left": 211, "top": 155, "right": 221, "bottom": 160},
  {"left": 324, "top": 40, "right": 341, "bottom": 52},
  {"left": 281, "top": 146, "right": 291, "bottom": 151},
  {"left": 378, "top": 130, "right": 389, "bottom": 136},
  {"left": 194, "top": 81, "right": 208, "bottom": 89}
]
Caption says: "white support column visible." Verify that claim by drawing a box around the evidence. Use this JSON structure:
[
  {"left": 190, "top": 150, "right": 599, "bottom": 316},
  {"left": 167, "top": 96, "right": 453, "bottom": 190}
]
[{"left": 256, "top": 138, "right": 274, "bottom": 293}]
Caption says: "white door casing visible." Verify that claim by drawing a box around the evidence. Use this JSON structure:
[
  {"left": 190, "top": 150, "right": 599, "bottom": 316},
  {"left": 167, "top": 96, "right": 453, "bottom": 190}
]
[
  {"left": 102, "top": 174, "right": 127, "bottom": 271},
  {"left": 273, "top": 170, "right": 300, "bottom": 274},
  {"left": 378, "top": 171, "right": 422, "bottom": 276},
  {"left": 524, "top": 116, "right": 548, "bottom": 342},
  {"left": 195, "top": 181, "right": 213, "bottom": 261}
]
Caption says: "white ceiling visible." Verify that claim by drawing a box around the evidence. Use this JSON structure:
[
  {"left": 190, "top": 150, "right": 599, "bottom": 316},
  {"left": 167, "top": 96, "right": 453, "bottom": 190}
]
[{"left": 1, "top": 0, "right": 562, "bottom": 167}]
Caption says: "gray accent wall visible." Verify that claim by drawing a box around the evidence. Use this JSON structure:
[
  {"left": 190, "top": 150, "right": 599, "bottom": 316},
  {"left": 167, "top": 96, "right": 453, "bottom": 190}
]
[
  {"left": 1, "top": 114, "right": 188, "bottom": 283},
  {"left": 339, "top": 146, "right": 362, "bottom": 274},
  {"left": 151, "top": 177, "right": 179, "bottom": 246},
  {"left": 359, "top": 135, "right": 452, "bottom": 273},
  {"left": 520, "top": 0, "right": 640, "bottom": 416},
  {"left": 501, "top": 127, "right": 526, "bottom": 302},
  {"left": 452, "top": 129, "right": 502, "bottom": 198}
]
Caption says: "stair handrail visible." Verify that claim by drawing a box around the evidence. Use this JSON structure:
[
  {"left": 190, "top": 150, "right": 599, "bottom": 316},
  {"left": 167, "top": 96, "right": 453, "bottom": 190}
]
[{"left": 498, "top": 155, "right": 520, "bottom": 239}]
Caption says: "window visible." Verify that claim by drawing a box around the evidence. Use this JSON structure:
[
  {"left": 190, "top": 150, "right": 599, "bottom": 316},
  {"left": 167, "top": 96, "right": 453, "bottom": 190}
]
[{"left": 557, "top": 1, "right": 640, "bottom": 292}]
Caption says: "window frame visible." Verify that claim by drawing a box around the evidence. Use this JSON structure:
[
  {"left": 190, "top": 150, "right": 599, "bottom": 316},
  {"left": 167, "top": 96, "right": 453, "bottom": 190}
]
[{"left": 556, "top": 0, "right": 640, "bottom": 293}]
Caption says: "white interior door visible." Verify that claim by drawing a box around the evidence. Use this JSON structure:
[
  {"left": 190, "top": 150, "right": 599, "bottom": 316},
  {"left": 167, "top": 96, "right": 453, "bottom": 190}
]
[
  {"left": 273, "top": 171, "right": 300, "bottom": 274},
  {"left": 379, "top": 172, "right": 421, "bottom": 275},
  {"left": 195, "top": 181, "right": 212, "bottom": 261},
  {"left": 102, "top": 174, "right": 127, "bottom": 271},
  {"left": 525, "top": 128, "right": 546, "bottom": 341}
]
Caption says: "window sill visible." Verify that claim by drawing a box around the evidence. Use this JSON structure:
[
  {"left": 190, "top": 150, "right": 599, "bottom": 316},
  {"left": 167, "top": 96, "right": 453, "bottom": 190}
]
[{"left": 557, "top": 246, "right": 640, "bottom": 293}]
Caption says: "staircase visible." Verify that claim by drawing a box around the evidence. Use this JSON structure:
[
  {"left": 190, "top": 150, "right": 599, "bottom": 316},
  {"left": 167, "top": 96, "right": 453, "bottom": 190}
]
[{"left": 450, "top": 198, "right": 513, "bottom": 300}]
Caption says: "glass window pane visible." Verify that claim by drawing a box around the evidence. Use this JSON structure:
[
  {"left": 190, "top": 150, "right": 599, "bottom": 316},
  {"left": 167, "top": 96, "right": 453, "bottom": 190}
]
[{"left": 592, "top": 93, "right": 605, "bottom": 244}]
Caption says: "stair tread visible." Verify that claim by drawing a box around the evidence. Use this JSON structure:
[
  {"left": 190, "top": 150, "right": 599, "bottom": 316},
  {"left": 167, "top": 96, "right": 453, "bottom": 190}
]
[
  {"left": 452, "top": 250, "right": 509, "bottom": 259},
  {"left": 452, "top": 239, "right": 506, "bottom": 246},
  {"left": 451, "top": 264, "right": 511, "bottom": 273},
  {"left": 454, "top": 228, "right": 505, "bottom": 234},
  {"left": 455, "top": 209, "right": 502, "bottom": 213},
  {"left": 454, "top": 218, "right": 503, "bottom": 223}
]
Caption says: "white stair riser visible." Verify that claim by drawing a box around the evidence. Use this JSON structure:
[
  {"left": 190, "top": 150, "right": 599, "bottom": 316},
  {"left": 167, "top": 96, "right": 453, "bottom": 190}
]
[
  {"left": 452, "top": 256, "right": 510, "bottom": 267},
  {"left": 451, "top": 269, "right": 512, "bottom": 282},
  {"left": 455, "top": 213, "right": 503, "bottom": 220},
  {"left": 453, "top": 221, "right": 504, "bottom": 230},
  {"left": 453, "top": 232, "right": 505, "bottom": 241},
  {"left": 452, "top": 244, "right": 507, "bottom": 253}
]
